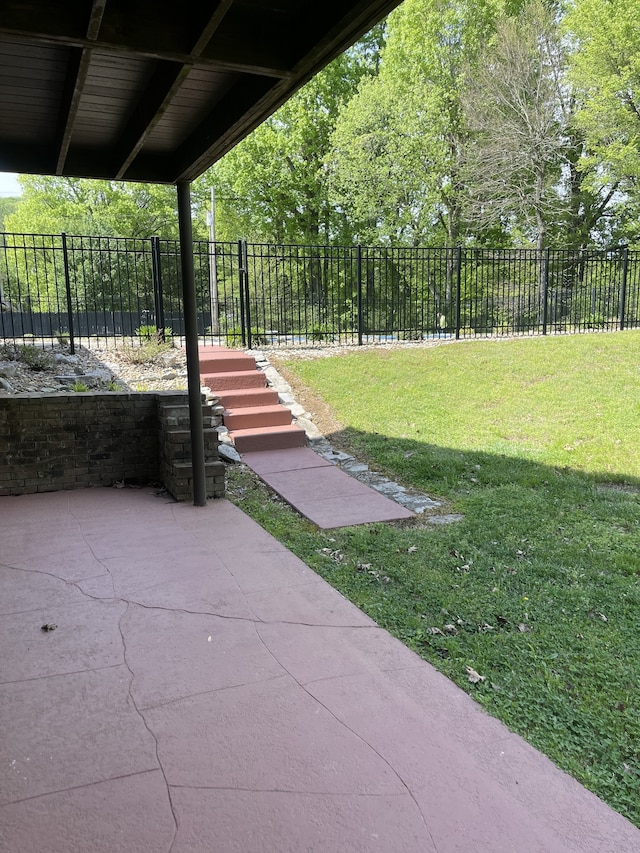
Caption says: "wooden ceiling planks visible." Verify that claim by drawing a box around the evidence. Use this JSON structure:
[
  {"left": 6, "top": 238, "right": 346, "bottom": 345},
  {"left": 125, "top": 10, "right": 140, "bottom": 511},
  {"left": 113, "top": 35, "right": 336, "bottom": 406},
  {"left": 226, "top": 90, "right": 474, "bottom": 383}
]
[{"left": 0, "top": 0, "right": 403, "bottom": 183}]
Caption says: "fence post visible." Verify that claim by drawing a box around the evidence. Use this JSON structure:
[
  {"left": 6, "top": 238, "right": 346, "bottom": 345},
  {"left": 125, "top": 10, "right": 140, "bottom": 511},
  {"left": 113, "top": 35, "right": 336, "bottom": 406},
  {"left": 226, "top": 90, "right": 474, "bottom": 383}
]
[
  {"left": 356, "top": 244, "right": 363, "bottom": 346},
  {"left": 454, "top": 246, "right": 462, "bottom": 340},
  {"left": 542, "top": 248, "right": 550, "bottom": 336},
  {"left": 242, "top": 239, "right": 252, "bottom": 349},
  {"left": 619, "top": 246, "right": 629, "bottom": 331},
  {"left": 61, "top": 232, "right": 75, "bottom": 355},
  {"left": 237, "top": 240, "right": 247, "bottom": 347},
  {"left": 150, "top": 236, "right": 165, "bottom": 340}
]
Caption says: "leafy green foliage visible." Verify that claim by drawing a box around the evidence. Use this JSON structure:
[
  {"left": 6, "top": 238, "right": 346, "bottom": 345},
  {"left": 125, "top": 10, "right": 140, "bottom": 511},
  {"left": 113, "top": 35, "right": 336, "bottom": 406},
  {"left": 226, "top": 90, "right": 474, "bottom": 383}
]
[
  {"left": 198, "top": 27, "right": 385, "bottom": 245},
  {"left": 17, "top": 344, "right": 54, "bottom": 372},
  {"left": 120, "top": 340, "right": 173, "bottom": 364},
  {"left": 566, "top": 0, "right": 640, "bottom": 187},
  {"left": 330, "top": 0, "right": 506, "bottom": 246},
  {"left": 5, "top": 177, "right": 181, "bottom": 238}
]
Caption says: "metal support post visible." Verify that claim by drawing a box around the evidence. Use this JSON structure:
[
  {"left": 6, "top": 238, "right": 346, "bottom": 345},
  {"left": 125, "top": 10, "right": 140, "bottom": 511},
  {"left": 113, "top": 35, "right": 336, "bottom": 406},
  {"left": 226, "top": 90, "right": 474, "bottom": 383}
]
[{"left": 177, "top": 181, "right": 206, "bottom": 507}]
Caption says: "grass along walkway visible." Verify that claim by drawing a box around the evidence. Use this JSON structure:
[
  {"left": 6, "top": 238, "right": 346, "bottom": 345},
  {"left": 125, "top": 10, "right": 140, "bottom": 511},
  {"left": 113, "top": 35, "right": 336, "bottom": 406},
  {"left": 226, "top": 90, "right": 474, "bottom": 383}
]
[{"left": 228, "top": 331, "right": 640, "bottom": 827}]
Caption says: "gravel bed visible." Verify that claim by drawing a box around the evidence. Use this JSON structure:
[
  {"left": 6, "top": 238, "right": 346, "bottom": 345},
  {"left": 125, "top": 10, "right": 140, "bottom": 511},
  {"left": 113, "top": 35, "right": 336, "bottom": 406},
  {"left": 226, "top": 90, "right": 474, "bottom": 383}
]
[{"left": 0, "top": 342, "right": 189, "bottom": 395}]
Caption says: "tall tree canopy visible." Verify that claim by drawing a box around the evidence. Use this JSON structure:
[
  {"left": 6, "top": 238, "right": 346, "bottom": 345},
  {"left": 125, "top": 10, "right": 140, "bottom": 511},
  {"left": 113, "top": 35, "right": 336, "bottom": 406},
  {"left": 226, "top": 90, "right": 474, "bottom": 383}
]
[
  {"left": 565, "top": 0, "right": 640, "bottom": 245},
  {"left": 329, "top": 0, "right": 507, "bottom": 246},
  {"left": 198, "top": 27, "right": 385, "bottom": 245},
  {"left": 462, "top": 0, "right": 569, "bottom": 251},
  {"left": 5, "top": 177, "right": 181, "bottom": 239}
]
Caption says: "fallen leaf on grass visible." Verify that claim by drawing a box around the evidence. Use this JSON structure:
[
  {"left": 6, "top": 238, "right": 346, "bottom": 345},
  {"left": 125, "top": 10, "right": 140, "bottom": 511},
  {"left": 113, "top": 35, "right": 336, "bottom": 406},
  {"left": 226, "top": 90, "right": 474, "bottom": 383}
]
[
  {"left": 443, "top": 624, "right": 458, "bottom": 635},
  {"left": 317, "top": 548, "right": 344, "bottom": 563},
  {"left": 518, "top": 623, "right": 531, "bottom": 633},
  {"left": 427, "top": 626, "right": 444, "bottom": 636},
  {"left": 466, "top": 666, "right": 486, "bottom": 684},
  {"left": 407, "top": 545, "right": 418, "bottom": 553}
]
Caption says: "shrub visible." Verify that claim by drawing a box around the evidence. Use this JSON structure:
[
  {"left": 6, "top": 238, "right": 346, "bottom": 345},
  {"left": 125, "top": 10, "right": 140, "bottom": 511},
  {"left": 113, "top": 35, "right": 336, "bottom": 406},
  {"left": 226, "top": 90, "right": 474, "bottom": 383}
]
[
  {"left": 121, "top": 340, "right": 172, "bottom": 365},
  {"left": 225, "top": 326, "right": 268, "bottom": 347},
  {"left": 135, "top": 324, "right": 173, "bottom": 342},
  {"left": 19, "top": 345, "right": 54, "bottom": 372}
]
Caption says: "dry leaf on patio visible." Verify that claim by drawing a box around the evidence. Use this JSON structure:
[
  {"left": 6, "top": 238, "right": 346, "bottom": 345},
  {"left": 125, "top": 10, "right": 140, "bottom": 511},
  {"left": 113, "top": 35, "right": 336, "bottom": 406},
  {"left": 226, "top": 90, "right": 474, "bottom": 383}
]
[
  {"left": 465, "top": 666, "right": 486, "bottom": 684},
  {"left": 41, "top": 623, "right": 57, "bottom": 632}
]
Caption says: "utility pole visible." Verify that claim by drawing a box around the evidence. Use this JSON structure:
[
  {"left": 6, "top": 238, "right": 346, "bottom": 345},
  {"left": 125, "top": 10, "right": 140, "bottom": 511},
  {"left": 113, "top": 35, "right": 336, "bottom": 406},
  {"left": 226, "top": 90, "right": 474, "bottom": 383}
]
[{"left": 206, "top": 186, "right": 219, "bottom": 337}]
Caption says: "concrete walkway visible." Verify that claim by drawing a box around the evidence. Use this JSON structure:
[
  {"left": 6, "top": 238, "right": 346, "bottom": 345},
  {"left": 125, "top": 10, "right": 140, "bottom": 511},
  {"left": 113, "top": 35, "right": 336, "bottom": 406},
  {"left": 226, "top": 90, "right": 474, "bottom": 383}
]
[
  {"left": 243, "top": 447, "right": 415, "bottom": 528},
  {"left": 1, "top": 488, "right": 639, "bottom": 852}
]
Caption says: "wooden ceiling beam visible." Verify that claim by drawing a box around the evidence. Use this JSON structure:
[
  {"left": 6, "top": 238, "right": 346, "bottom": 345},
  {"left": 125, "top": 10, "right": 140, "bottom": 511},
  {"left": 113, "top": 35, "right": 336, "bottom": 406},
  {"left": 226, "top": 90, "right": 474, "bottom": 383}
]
[
  {"left": 0, "top": 0, "right": 290, "bottom": 79},
  {"left": 54, "top": 0, "right": 107, "bottom": 174},
  {"left": 112, "top": 0, "right": 237, "bottom": 179},
  {"left": 113, "top": 62, "right": 193, "bottom": 180},
  {"left": 167, "top": 75, "right": 276, "bottom": 182}
]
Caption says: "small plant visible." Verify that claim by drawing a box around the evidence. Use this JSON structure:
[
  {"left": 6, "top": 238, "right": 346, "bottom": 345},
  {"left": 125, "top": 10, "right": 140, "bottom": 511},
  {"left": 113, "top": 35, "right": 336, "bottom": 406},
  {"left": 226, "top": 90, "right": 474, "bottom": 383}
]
[
  {"left": 225, "top": 325, "right": 268, "bottom": 347},
  {"left": 56, "top": 330, "right": 70, "bottom": 347},
  {"left": 19, "top": 344, "right": 54, "bottom": 372},
  {"left": 107, "top": 381, "right": 120, "bottom": 391},
  {"left": 310, "top": 322, "right": 334, "bottom": 343},
  {"left": 71, "top": 381, "right": 89, "bottom": 392},
  {"left": 135, "top": 324, "right": 173, "bottom": 342},
  {"left": 121, "top": 339, "right": 172, "bottom": 365}
]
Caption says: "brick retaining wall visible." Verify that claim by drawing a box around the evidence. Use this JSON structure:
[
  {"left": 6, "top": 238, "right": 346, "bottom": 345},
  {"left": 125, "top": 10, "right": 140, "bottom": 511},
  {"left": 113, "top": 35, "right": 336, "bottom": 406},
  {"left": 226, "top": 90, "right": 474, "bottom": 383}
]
[{"left": 0, "top": 391, "right": 225, "bottom": 500}]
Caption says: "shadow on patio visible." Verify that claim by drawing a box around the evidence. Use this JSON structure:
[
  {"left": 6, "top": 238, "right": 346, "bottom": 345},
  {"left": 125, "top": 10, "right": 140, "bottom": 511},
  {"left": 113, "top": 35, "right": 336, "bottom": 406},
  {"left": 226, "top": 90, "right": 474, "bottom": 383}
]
[{"left": 1, "top": 487, "right": 639, "bottom": 851}]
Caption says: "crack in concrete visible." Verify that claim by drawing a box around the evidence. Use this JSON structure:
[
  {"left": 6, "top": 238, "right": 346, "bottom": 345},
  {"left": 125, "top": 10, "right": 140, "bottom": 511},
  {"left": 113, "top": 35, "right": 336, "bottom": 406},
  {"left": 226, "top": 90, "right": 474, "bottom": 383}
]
[
  {"left": 0, "top": 768, "right": 165, "bottom": 809},
  {"left": 0, "top": 662, "right": 124, "bottom": 687},
  {"left": 68, "top": 508, "right": 118, "bottom": 598},
  {"left": 2, "top": 561, "right": 375, "bottom": 629},
  {"left": 117, "top": 601, "right": 179, "bottom": 853},
  {"left": 168, "top": 783, "right": 413, "bottom": 798},
  {"left": 137, "top": 674, "right": 288, "bottom": 713},
  {"left": 252, "top": 623, "right": 440, "bottom": 852},
  {"left": 298, "top": 662, "right": 430, "bottom": 689}
]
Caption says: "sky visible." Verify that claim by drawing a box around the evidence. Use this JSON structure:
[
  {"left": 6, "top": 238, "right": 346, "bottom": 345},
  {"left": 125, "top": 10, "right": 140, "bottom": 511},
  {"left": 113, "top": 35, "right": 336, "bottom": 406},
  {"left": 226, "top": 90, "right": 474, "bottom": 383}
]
[{"left": 0, "top": 172, "right": 22, "bottom": 197}]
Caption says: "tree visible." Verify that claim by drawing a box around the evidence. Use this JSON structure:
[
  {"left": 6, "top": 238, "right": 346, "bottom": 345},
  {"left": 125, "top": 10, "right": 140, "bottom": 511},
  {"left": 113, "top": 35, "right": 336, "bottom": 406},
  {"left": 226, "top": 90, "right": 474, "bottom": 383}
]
[
  {"left": 566, "top": 0, "right": 640, "bottom": 188},
  {"left": 461, "top": 1, "right": 571, "bottom": 252},
  {"left": 565, "top": 0, "right": 640, "bottom": 245},
  {"left": 197, "top": 27, "right": 386, "bottom": 245},
  {"left": 329, "top": 0, "right": 510, "bottom": 248},
  {"left": 0, "top": 196, "right": 19, "bottom": 231},
  {"left": 5, "top": 176, "right": 181, "bottom": 238}
]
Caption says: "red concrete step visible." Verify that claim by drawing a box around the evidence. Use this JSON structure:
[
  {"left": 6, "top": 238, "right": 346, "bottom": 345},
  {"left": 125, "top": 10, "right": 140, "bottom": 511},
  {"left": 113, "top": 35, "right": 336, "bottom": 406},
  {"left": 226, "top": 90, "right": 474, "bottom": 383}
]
[
  {"left": 224, "top": 405, "right": 292, "bottom": 431},
  {"left": 199, "top": 350, "right": 258, "bottom": 374},
  {"left": 216, "top": 387, "right": 280, "bottom": 409},
  {"left": 232, "top": 424, "right": 307, "bottom": 453},
  {"left": 201, "top": 370, "right": 267, "bottom": 391}
]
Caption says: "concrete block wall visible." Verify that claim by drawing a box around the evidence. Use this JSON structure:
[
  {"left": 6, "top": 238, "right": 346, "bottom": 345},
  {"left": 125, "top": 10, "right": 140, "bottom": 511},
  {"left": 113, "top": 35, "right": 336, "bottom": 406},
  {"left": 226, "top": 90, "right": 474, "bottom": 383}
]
[
  {"left": 0, "top": 391, "right": 225, "bottom": 500},
  {"left": 158, "top": 396, "right": 225, "bottom": 501}
]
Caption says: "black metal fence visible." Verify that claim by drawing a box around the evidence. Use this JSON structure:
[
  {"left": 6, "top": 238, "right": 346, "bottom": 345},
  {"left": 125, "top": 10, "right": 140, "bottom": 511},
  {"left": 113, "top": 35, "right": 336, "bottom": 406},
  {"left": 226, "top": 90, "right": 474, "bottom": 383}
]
[{"left": 1, "top": 232, "right": 639, "bottom": 350}]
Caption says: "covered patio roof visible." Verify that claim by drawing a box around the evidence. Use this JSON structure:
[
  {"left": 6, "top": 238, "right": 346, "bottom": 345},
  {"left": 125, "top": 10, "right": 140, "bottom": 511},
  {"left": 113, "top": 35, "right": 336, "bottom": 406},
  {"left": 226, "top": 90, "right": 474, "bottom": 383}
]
[
  {"left": 0, "top": 0, "right": 401, "bottom": 183},
  {"left": 1, "top": 0, "right": 403, "bottom": 505}
]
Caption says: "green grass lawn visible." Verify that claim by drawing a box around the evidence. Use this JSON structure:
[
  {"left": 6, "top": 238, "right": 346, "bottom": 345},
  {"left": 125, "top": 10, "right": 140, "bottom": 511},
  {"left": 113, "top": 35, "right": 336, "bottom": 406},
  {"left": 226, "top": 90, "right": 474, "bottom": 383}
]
[{"left": 228, "top": 330, "right": 640, "bottom": 826}]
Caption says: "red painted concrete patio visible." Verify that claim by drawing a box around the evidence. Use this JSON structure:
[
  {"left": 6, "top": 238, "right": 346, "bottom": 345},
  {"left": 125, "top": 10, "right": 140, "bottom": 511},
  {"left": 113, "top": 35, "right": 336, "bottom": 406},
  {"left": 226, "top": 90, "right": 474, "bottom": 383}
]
[{"left": 1, "top": 488, "right": 639, "bottom": 852}]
